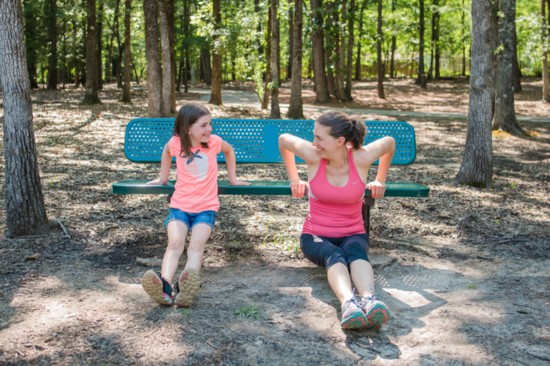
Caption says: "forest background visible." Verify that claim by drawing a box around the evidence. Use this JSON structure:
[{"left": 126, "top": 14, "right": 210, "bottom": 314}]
[{"left": 0, "top": 0, "right": 549, "bottom": 364}]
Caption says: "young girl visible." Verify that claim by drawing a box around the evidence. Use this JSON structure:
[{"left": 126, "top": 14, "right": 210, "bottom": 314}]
[
  {"left": 142, "top": 103, "right": 249, "bottom": 307},
  {"left": 278, "top": 111, "right": 395, "bottom": 330}
]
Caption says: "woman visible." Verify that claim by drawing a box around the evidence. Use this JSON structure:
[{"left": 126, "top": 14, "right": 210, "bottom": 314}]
[{"left": 278, "top": 111, "right": 395, "bottom": 330}]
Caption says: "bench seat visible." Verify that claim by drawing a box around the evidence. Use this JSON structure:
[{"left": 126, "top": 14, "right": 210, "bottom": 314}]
[{"left": 113, "top": 179, "right": 429, "bottom": 197}]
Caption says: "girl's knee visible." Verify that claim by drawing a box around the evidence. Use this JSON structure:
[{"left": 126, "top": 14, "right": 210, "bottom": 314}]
[{"left": 167, "top": 236, "right": 185, "bottom": 250}]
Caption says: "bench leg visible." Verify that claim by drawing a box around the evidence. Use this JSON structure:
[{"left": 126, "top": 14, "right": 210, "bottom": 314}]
[{"left": 362, "top": 197, "right": 376, "bottom": 235}]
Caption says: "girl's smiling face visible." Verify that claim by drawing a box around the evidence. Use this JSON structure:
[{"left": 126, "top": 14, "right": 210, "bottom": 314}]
[{"left": 188, "top": 115, "right": 213, "bottom": 147}]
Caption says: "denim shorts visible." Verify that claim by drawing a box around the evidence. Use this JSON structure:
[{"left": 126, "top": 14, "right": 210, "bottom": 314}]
[
  {"left": 300, "top": 233, "right": 369, "bottom": 269},
  {"left": 164, "top": 208, "right": 218, "bottom": 230}
]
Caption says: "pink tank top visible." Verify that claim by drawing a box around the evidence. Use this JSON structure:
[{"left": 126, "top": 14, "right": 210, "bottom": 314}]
[{"left": 302, "top": 148, "right": 366, "bottom": 237}]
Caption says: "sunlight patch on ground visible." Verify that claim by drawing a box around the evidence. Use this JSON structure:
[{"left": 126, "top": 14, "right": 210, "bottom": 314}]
[{"left": 383, "top": 288, "right": 432, "bottom": 308}]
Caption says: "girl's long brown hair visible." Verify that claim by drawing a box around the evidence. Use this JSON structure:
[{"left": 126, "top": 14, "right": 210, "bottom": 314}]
[{"left": 172, "top": 103, "right": 211, "bottom": 157}]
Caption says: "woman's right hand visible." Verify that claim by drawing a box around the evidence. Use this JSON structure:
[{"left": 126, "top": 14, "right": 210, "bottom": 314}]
[
  {"left": 290, "top": 179, "right": 308, "bottom": 198},
  {"left": 147, "top": 178, "right": 168, "bottom": 185}
]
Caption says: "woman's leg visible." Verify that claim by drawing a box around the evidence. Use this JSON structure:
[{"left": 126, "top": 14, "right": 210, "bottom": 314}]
[
  {"left": 340, "top": 234, "right": 375, "bottom": 297},
  {"left": 350, "top": 260, "right": 375, "bottom": 297},
  {"left": 327, "top": 263, "right": 355, "bottom": 304},
  {"left": 341, "top": 234, "right": 390, "bottom": 328}
]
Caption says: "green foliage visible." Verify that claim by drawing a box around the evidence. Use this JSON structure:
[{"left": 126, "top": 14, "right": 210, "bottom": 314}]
[
  {"left": 20, "top": 0, "right": 545, "bottom": 86},
  {"left": 235, "top": 304, "right": 261, "bottom": 319}
]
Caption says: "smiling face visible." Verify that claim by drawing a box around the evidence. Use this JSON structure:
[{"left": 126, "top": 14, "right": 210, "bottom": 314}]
[
  {"left": 312, "top": 122, "right": 345, "bottom": 158},
  {"left": 188, "top": 115, "right": 213, "bottom": 147}
]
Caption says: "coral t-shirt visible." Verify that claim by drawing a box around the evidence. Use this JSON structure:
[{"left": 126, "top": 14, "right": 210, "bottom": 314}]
[{"left": 168, "top": 135, "right": 222, "bottom": 213}]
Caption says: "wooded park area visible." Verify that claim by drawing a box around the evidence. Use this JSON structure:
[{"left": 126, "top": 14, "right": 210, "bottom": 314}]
[{"left": 0, "top": 1, "right": 549, "bottom": 364}]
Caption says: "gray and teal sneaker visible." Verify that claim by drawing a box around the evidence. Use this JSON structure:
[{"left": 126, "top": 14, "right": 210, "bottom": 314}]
[
  {"left": 141, "top": 270, "right": 173, "bottom": 306},
  {"left": 357, "top": 295, "right": 391, "bottom": 329},
  {"left": 341, "top": 297, "right": 368, "bottom": 329}
]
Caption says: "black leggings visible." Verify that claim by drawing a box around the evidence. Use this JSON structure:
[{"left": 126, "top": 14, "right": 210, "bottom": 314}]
[{"left": 300, "top": 233, "right": 370, "bottom": 269}]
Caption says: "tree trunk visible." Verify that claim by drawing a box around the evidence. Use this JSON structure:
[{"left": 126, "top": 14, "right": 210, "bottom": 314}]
[
  {"left": 270, "top": 0, "right": 281, "bottom": 118},
  {"left": 210, "top": 0, "right": 222, "bottom": 105},
  {"left": 511, "top": 23, "right": 522, "bottom": 92},
  {"left": 331, "top": 2, "right": 345, "bottom": 101},
  {"left": 415, "top": 0, "right": 427, "bottom": 88},
  {"left": 542, "top": 0, "right": 550, "bottom": 102},
  {"left": 390, "top": 0, "right": 396, "bottom": 78},
  {"left": 0, "top": 0, "right": 49, "bottom": 237},
  {"left": 310, "top": 0, "right": 329, "bottom": 102},
  {"left": 344, "top": 0, "right": 355, "bottom": 101},
  {"left": 461, "top": 0, "right": 467, "bottom": 77},
  {"left": 183, "top": 0, "right": 191, "bottom": 93},
  {"left": 201, "top": 47, "right": 212, "bottom": 85},
  {"left": 121, "top": 0, "right": 132, "bottom": 103},
  {"left": 433, "top": 0, "right": 440, "bottom": 79},
  {"left": 455, "top": 0, "right": 494, "bottom": 188},
  {"left": 287, "top": 6, "right": 293, "bottom": 81},
  {"left": 83, "top": 0, "right": 101, "bottom": 104},
  {"left": 355, "top": 1, "right": 366, "bottom": 81},
  {"left": 143, "top": 0, "right": 162, "bottom": 115},
  {"left": 47, "top": 0, "right": 57, "bottom": 89},
  {"left": 106, "top": 0, "right": 120, "bottom": 84},
  {"left": 287, "top": 0, "right": 304, "bottom": 119},
  {"left": 159, "top": 0, "right": 175, "bottom": 114},
  {"left": 262, "top": 2, "right": 272, "bottom": 110},
  {"left": 23, "top": 0, "right": 38, "bottom": 88},
  {"left": 97, "top": 0, "right": 103, "bottom": 90},
  {"left": 492, "top": 0, "right": 525, "bottom": 135},
  {"left": 377, "top": 0, "right": 385, "bottom": 98}
]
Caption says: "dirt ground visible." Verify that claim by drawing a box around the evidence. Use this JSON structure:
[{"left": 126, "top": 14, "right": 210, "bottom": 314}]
[{"left": 0, "top": 78, "right": 549, "bottom": 365}]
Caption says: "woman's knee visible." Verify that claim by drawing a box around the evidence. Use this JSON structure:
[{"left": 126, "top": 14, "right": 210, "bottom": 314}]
[{"left": 326, "top": 249, "right": 348, "bottom": 268}]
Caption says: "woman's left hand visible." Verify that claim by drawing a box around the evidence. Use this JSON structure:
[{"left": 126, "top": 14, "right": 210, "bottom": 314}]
[{"left": 367, "top": 180, "right": 386, "bottom": 199}]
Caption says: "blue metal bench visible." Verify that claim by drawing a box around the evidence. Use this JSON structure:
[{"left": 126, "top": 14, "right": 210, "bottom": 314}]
[{"left": 112, "top": 118, "right": 430, "bottom": 232}]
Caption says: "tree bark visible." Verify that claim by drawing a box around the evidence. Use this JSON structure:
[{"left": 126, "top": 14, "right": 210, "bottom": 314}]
[
  {"left": 354, "top": 1, "right": 366, "bottom": 81},
  {"left": 210, "top": 0, "right": 222, "bottom": 105},
  {"left": 389, "top": 0, "right": 397, "bottom": 78},
  {"left": 415, "top": 0, "right": 427, "bottom": 88},
  {"left": 287, "top": 0, "right": 304, "bottom": 119},
  {"left": 121, "top": 0, "right": 132, "bottom": 103},
  {"left": 23, "top": 0, "right": 38, "bottom": 88},
  {"left": 270, "top": 0, "right": 281, "bottom": 118},
  {"left": 310, "top": 0, "right": 329, "bottom": 102},
  {"left": 83, "top": 0, "right": 100, "bottom": 104},
  {"left": 183, "top": 0, "right": 191, "bottom": 93},
  {"left": 287, "top": 6, "right": 293, "bottom": 81},
  {"left": 376, "top": 0, "right": 385, "bottom": 99},
  {"left": 455, "top": 0, "right": 494, "bottom": 188},
  {"left": 262, "top": 2, "right": 272, "bottom": 110},
  {"left": 344, "top": 0, "right": 355, "bottom": 101},
  {"left": 492, "top": 0, "right": 525, "bottom": 135},
  {"left": 97, "top": 0, "right": 103, "bottom": 89},
  {"left": 0, "top": 0, "right": 49, "bottom": 237},
  {"left": 511, "top": 23, "right": 522, "bottom": 92},
  {"left": 106, "top": 0, "right": 120, "bottom": 84},
  {"left": 542, "top": 0, "right": 550, "bottom": 102},
  {"left": 47, "top": 0, "right": 57, "bottom": 89},
  {"left": 143, "top": 0, "right": 162, "bottom": 116},
  {"left": 159, "top": 0, "right": 175, "bottom": 114},
  {"left": 331, "top": 2, "right": 345, "bottom": 101}
]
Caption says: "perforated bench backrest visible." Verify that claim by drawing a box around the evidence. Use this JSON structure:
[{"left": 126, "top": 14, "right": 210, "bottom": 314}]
[{"left": 124, "top": 118, "right": 416, "bottom": 165}]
